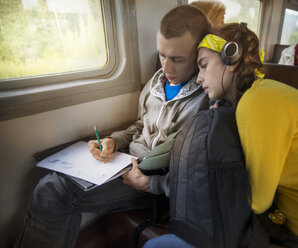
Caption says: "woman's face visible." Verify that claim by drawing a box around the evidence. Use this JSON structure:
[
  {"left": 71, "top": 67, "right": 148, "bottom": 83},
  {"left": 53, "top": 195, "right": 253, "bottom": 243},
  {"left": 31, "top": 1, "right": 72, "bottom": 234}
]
[{"left": 196, "top": 47, "right": 235, "bottom": 101}]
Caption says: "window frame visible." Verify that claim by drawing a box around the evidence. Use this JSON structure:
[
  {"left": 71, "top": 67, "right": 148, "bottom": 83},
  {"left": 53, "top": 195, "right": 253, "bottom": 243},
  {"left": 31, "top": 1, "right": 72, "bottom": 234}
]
[
  {"left": 278, "top": 0, "right": 298, "bottom": 45},
  {"left": 0, "top": 0, "right": 142, "bottom": 121},
  {"left": 258, "top": 0, "right": 298, "bottom": 61}
]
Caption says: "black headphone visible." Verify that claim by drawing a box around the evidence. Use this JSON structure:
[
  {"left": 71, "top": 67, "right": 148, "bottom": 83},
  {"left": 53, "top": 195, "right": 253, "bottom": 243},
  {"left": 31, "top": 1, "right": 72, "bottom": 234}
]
[{"left": 220, "top": 23, "right": 246, "bottom": 66}]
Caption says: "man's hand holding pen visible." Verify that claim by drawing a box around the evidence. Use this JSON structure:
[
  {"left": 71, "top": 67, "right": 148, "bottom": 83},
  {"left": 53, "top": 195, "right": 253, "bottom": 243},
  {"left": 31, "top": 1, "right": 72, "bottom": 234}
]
[{"left": 88, "top": 138, "right": 115, "bottom": 162}]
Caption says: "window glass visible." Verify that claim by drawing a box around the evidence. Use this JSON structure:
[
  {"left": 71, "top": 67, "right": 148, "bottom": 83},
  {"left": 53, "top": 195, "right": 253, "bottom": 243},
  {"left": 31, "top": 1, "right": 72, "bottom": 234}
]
[
  {"left": 280, "top": 8, "right": 298, "bottom": 45},
  {"left": 188, "top": 0, "right": 260, "bottom": 34},
  {"left": 0, "top": 0, "right": 107, "bottom": 80}
]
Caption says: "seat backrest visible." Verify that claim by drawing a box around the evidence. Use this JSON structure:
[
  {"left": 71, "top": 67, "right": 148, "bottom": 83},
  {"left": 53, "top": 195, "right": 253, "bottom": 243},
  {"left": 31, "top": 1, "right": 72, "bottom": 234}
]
[
  {"left": 263, "top": 62, "right": 298, "bottom": 89},
  {"left": 271, "top": 44, "right": 290, "bottom": 63}
]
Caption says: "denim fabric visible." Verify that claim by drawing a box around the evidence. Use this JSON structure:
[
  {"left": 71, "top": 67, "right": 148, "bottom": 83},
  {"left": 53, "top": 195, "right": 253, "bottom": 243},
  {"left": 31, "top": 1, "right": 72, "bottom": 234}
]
[
  {"left": 143, "top": 231, "right": 298, "bottom": 248},
  {"left": 14, "top": 172, "right": 153, "bottom": 248},
  {"left": 143, "top": 234, "right": 196, "bottom": 248}
]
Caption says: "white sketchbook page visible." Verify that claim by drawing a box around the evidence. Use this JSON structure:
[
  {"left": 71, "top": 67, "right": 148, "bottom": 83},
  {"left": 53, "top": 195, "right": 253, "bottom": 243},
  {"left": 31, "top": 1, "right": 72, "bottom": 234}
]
[{"left": 37, "top": 141, "right": 135, "bottom": 186}]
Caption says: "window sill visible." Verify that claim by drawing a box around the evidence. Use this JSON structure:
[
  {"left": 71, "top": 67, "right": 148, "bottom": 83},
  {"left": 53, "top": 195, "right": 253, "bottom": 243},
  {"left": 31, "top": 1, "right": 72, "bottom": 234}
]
[{"left": 0, "top": 58, "right": 140, "bottom": 121}]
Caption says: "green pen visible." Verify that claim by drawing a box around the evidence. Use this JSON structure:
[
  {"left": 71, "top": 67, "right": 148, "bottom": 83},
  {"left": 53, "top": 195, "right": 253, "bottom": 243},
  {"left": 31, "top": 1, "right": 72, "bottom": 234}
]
[{"left": 94, "top": 125, "right": 105, "bottom": 160}]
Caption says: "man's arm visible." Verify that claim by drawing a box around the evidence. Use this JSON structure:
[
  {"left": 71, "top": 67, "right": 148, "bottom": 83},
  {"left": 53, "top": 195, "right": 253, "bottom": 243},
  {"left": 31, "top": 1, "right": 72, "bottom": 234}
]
[
  {"left": 122, "top": 158, "right": 170, "bottom": 197},
  {"left": 88, "top": 80, "right": 152, "bottom": 161},
  {"left": 149, "top": 173, "right": 170, "bottom": 197},
  {"left": 109, "top": 118, "right": 144, "bottom": 151},
  {"left": 109, "top": 81, "right": 152, "bottom": 151}
]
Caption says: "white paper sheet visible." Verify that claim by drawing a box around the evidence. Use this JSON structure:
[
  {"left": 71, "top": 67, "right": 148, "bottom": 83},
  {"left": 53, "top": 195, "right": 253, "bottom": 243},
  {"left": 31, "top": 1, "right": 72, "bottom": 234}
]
[{"left": 37, "top": 141, "right": 135, "bottom": 186}]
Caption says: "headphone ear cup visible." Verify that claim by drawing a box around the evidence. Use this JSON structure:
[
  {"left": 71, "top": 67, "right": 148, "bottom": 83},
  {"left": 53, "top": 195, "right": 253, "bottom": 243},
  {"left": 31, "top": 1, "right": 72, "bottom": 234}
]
[{"left": 221, "top": 41, "right": 242, "bottom": 65}]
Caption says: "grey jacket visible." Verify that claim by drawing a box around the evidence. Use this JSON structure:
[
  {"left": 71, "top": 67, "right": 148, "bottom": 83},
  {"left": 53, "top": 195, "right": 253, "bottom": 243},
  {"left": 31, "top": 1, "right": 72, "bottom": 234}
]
[{"left": 110, "top": 68, "right": 205, "bottom": 195}]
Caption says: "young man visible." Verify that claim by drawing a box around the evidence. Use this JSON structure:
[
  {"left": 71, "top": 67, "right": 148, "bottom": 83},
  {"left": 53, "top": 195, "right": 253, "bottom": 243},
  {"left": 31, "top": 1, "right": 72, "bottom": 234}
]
[{"left": 15, "top": 5, "right": 210, "bottom": 248}]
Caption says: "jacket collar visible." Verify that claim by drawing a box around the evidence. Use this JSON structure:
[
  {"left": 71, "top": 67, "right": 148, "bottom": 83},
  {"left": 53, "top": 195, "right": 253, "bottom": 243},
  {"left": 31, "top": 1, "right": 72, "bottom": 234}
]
[{"left": 150, "top": 69, "right": 201, "bottom": 101}]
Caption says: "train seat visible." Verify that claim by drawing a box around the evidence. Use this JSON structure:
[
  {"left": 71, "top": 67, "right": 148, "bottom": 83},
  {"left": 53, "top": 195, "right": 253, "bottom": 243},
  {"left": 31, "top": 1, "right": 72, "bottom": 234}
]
[{"left": 263, "top": 62, "right": 298, "bottom": 89}]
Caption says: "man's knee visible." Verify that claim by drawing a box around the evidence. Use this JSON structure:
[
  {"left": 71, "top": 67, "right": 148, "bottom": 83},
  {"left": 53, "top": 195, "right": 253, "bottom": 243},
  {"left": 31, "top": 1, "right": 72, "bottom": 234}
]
[{"left": 28, "top": 173, "right": 73, "bottom": 217}]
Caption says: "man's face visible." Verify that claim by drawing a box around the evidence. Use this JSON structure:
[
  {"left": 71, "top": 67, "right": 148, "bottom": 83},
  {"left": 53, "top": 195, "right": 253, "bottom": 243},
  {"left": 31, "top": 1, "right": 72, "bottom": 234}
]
[{"left": 157, "top": 30, "right": 197, "bottom": 86}]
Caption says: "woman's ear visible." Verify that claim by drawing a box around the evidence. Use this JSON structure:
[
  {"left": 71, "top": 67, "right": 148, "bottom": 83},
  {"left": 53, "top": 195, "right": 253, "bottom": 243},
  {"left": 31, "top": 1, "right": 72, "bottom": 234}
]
[{"left": 228, "top": 61, "right": 240, "bottom": 72}]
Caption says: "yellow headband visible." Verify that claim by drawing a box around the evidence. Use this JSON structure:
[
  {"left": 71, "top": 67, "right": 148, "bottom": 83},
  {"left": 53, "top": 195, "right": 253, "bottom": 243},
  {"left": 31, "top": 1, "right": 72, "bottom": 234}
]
[
  {"left": 197, "top": 34, "right": 227, "bottom": 53},
  {"left": 197, "top": 34, "right": 265, "bottom": 79}
]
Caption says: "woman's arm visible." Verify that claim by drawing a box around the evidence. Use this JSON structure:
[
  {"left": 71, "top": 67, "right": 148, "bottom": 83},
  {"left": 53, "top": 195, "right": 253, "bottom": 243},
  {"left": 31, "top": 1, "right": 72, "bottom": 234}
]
[{"left": 236, "top": 81, "right": 297, "bottom": 214}]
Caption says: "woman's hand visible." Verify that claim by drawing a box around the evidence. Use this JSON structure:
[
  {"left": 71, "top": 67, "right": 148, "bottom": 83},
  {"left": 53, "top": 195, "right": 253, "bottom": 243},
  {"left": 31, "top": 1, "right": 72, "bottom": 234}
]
[{"left": 209, "top": 102, "right": 219, "bottom": 109}]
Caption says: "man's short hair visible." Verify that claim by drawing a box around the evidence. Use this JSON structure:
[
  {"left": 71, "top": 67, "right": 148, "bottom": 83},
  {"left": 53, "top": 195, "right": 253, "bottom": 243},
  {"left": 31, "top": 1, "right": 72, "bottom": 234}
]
[{"left": 159, "top": 5, "right": 211, "bottom": 44}]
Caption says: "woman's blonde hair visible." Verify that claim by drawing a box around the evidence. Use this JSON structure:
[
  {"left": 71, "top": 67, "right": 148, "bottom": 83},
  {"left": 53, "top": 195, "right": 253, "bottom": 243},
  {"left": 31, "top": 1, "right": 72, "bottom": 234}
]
[{"left": 190, "top": 1, "right": 226, "bottom": 27}]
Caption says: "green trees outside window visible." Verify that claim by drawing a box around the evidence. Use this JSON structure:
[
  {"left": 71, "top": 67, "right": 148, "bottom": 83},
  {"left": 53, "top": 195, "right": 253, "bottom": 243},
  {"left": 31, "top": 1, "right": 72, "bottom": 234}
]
[{"left": 0, "top": 0, "right": 107, "bottom": 80}]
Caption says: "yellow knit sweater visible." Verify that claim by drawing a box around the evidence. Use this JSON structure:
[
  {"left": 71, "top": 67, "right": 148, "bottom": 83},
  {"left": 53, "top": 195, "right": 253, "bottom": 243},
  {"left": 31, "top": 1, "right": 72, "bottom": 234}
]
[{"left": 236, "top": 79, "right": 298, "bottom": 235}]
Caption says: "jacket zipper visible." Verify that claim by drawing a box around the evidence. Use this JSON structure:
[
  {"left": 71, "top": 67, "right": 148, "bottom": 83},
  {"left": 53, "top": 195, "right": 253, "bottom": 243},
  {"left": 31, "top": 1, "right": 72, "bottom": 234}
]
[{"left": 151, "top": 102, "right": 166, "bottom": 149}]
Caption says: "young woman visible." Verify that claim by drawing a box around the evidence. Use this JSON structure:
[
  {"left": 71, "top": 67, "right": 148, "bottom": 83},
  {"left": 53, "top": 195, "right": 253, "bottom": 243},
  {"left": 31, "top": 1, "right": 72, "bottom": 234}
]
[
  {"left": 197, "top": 23, "right": 298, "bottom": 246},
  {"left": 144, "top": 23, "right": 298, "bottom": 248}
]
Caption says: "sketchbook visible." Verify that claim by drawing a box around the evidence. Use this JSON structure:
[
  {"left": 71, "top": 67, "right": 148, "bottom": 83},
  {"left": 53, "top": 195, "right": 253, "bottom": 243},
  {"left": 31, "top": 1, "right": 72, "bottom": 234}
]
[{"left": 36, "top": 141, "right": 134, "bottom": 191}]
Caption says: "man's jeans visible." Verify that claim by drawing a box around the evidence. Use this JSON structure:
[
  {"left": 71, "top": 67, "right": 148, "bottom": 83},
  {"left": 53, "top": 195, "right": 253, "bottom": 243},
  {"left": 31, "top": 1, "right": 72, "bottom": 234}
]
[{"left": 14, "top": 172, "right": 153, "bottom": 248}]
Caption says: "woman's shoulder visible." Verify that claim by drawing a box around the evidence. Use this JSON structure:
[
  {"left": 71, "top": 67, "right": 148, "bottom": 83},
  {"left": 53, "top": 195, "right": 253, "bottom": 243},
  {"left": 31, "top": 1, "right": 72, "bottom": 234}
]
[
  {"left": 250, "top": 78, "right": 297, "bottom": 94},
  {"left": 239, "top": 79, "right": 298, "bottom": 109},
  {"left": 237, "top": 79, "right": 298, "bottom": 123}
]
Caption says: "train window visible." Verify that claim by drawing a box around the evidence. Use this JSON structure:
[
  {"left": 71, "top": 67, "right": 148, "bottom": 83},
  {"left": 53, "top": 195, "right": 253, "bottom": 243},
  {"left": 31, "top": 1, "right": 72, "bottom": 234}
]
[
  {"left": 0, "top": 0, "right": 112, "bottom": 85},
  {"left": 280, "top": 8, "right": 298, "bottom": 45},
  {"left": 0, "top": 0, "right": 140, "bottom": 120},
  {"left": 0, "top": 0, "right": 107, "bottom": 81},
  {"left": 188, "top": 0, "right": 261, "bottom": 34}
]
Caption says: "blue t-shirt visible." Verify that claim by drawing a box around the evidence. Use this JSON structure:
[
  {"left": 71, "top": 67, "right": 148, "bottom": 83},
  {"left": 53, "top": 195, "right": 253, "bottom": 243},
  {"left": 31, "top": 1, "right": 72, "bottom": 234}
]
[{"left": 164, "top": 80, "right": 188, "bottom": 101}]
